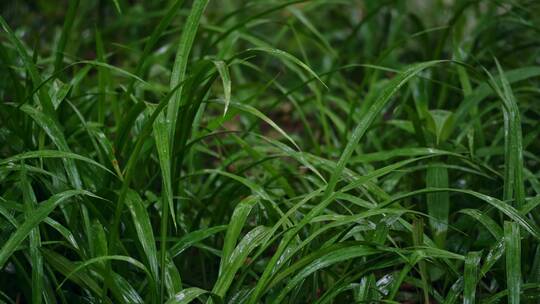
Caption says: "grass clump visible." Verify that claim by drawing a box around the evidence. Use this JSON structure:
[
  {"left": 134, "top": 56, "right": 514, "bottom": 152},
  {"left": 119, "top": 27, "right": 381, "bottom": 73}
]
[{"left": 1, "top": 0, "right": 540, "bottom": 303}]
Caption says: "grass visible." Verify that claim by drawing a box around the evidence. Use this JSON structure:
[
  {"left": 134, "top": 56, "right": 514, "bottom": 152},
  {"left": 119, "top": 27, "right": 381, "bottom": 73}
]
[{"left": 1, "top": 0, "right": 540, "bottom": 303}]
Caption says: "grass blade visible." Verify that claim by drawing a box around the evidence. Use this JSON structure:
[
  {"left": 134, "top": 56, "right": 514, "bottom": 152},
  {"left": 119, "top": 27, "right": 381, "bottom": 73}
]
[
  {"left": 213, "top": 60, "right": 232, "bottom": 116},
  {"left": 212, "top": 226, "right": 270, "bottom": 298},
  {"left": 219, "top": 196, "right": 258, "bottom": 274},
  {"left": 125, "top": 190, "right": 159, "bottom": 292},
  {"left": 324, "top": 60, "right": 446, "bottom": 198},
  {"left": 20, "top": 168, "right": 43, "bottom": 304},
  {"left": 504, "top": 221, "right": 521, "bottom": 304},
  {"left": 20, "top": 105, "right": 82, "bottom": 189},
  {"left": 0, "top": 16, "right": 55, "bottom": 115},
  {"left": 166, "top": 0, "right": 210, "bottom": 129},
  {"left": 0, "top": 190, "right": 95, "bottom": 268},
  {"left": 3, "top": 2, "right": 540, "bottom": 303},
  {"left": 54, "top": 0, "right": 80, "bottom": 73},
  {"left": 463, "top": 251, "right": 482, "bottom": 304},
  {"left": 159, "top": 2, "right": 209, "bottom": 300},
  {"left": 166, "top": 287, "right": 218, "bottom": 304},
  {"left": 459, "top": 209, "right": 503, "bottom": 239},
  {"left": 169, "top": 226, "right": 227, "bottom": 258},
  {"left": 426, "top": 163, "right": 449, "bottom": 247},
  {"left": 246, "top": 47, "right": 327, "bottom": 88},
  {"left": 0, "top": 150, "right": 115, "bottom": 176}
]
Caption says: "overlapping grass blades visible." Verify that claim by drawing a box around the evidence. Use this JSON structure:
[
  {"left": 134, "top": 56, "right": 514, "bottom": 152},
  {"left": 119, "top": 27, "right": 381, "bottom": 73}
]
[{"left": 1, "top": 1, "right": 540, "bottom": 303}]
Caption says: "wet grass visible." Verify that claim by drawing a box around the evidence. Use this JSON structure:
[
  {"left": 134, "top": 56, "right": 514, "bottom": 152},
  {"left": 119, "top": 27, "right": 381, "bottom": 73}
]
[{"left": 1, "top": 0, "right": 540, "bottom": 303}]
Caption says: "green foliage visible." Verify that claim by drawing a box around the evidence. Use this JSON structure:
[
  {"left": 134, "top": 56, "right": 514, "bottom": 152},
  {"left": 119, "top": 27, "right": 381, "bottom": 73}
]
[{"left": 1, "top": 0, "right": 540, "bottom": 303}]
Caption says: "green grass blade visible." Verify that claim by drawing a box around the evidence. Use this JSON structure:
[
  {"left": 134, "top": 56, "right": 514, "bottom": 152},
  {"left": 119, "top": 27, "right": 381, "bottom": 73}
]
[
  {"left": 153, "top": 116, "right": 175, "bottom": 230},
  {"left": 58, "top": 255, "right": 149, "bottom": 290},
  {"left": 213, "top": 60, "right": 232, "bottom": 116},
  {"left": 166, "top": 0, "right": 209, "bottom": 129},
  {"left": 504, "top": 221, "right": 522, "bottom": 304},
  {"left": 160, "top": 2, "right": 209, "bottom": 299},
  {"left": 95, "top": 28, "right": 107, "bottom": 125},
  {"left": 125, "top": 190, "right": 159, "bottom": 292},
  {"left": 212, "top": 226, "right": 270, "bottom": 298},
  {"left": 227, "top": 101, "right": 301, "bottom": 150},
  {"left": 0, "top": 190, "right": 95, "bottom": 268},
  {"left": 463, "top": 251, "right": 482, "bottom": 304},
  {"left": 0, "top": 150, "right": 115, "bottom": 176},
  {"left": 111, "top": 0, "right": 122, "bottom": 14},
  {"left": 246, "top": 47, "right": 327, "bottom": 88},
  {"left": 20, "top": 105, "right": 82, "bottom": 189},
  {"left": 53, "top": 0, "right": 80, "bottom": 73},
  {"left": 270, "top": 243, "right": 380, "bottom": 303},
  {"left": 0, "top": 16, "right": 55, "bottom": 115},
  {"left": 412, "top": 217, "right": 431, "bottom": 304},
  {"left": 481, "top": 240, "right": 505, "bottom": 277},
  {"left": 219, "top": 196, "right": 258, "bottom": 274},
  {"left": 169, "top": 226, "right": 227, "bottom": 258},
  {"left": 3, "top": 2, "right": 540, "bottom": 302},
  {"left": 132, "top": 0, "right": 185, "bottom": 80},
  {"left": 112, "top": 273, "right": 145, "bottom": 304},
  {"left": 42, "top": 249, "right": 103, "bottom": 295},
  {"left": 459, "top": 209, "right": 503, "bottom": 239},
  {"left": 153, "top": 114, "right": 176, "bottom": 301},
  {"left": 20, "top": 168, "right": 43, "bottom": 304},
  {"left": 380, "top": 188, "right": 540, "bottom": 239},
  {"left": 164, "top": 253, "right": 183, "bottom": 297},
  {"left": 426, "top": 163, "right": 449, "bottom": 247},
  {"left": 323, "top": 60, "right": 446, "bottom": 199},
  {"left": 495, "top": 59, "right": 525, "bottom": 208},
  {"left": 166, "top": 287, "right": 218, "bottom": 304}
]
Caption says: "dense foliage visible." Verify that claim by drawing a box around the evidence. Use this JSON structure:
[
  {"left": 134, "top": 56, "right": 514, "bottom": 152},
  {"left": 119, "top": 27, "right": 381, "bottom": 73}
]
[{"left": 1, "top": 0, "right": 540, "bottom": 303}]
